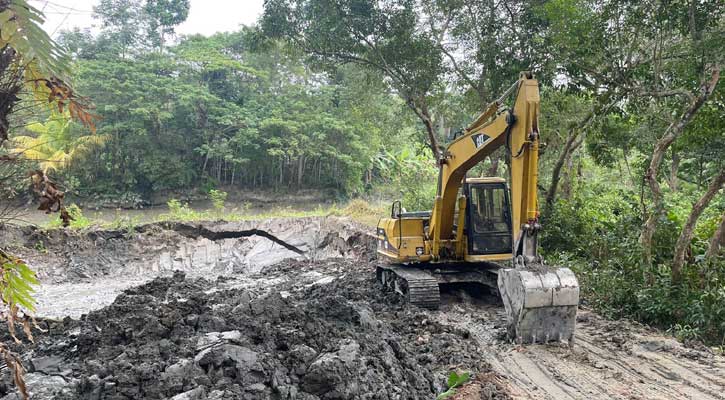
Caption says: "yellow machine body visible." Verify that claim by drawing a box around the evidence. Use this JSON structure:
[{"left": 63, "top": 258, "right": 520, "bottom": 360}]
[
  {"left": 377, "top": 177, "right": 513, "bottom": 264},
  {"left": 377, "top": 74, "right": 541, "bottom": 265}
]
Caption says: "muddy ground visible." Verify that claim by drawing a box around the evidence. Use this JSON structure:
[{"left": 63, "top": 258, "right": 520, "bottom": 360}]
[{"left": 0, "top": 217, "right": 723, "bottom": 399}]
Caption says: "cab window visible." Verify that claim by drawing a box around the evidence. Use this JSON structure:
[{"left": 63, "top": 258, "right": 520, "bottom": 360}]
[{"left": 467, "top": 183, "right": 512, "bottom": 254}]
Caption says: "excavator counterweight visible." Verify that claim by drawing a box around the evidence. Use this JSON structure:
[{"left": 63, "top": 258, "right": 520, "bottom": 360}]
[{"left": 376, "top": 72, "right": 579, "bottom": 344}]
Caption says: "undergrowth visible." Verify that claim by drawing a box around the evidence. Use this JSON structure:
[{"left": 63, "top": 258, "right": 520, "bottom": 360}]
[
  {"left": 155, "top": 197, "right": 386, "bottom": 226},
  {"left": 47, "top": 204, "right": 93, "bottom": 229},
  {"left": 552, "top": 253, "right": 725, "bottom": 345},
  {"left": 543, "top": 176, "right": 725, "bottom": 346}
]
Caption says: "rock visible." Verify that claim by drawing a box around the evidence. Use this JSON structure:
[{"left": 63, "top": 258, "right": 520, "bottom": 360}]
[
  {"left": 171, "top": 386, "right": 206, "bottom": 400},
  {"left": 194, "top": 344, "right": 259, "bottom": 372},
  {"left": 247, "top": 383, "right": 267, "bottom": 393},
  {"left": 197, "top": 315, "right": 227, "bottom": 331},
  {"left": 196, "top": 330, "right": 243, "bottom": 350},
  {"left": 312, "top": 276, "right": 335, "bottom": 286},
  {"left": 337, "top": 340, "right": 360, "bottom": 364},
  {"left": 0, "top": 373, "right": 73, "bottom": 400},
  {"left": 29, "top": 356, "right": 64, "bottom": 374},
  {"left": 162, "top": 359, "right": 205, "bottom": 392},
  {"left": 207, "top": 390, "right": 226, "bottom": 400},
  {"left": 224, "top": 344, "right": 259, "bottom": 370},
  {"left": 290, "top": 344, "right": 317, "bottom": 363},
  {"left": 356, "top": 306, "right": 380, "bottom": 330},
  {"left": 302, "top": 340, "right": 360, "bottom": 396}
]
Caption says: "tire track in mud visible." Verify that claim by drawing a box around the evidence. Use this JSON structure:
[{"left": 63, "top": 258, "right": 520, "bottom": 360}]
[
  {"left": 577, "top": 317, "right": 725, "bottom": 400},
  {"left": 434, "top": 298, "right": 725, "bottom": 400},
  {"left": 574, "top": 334, "right": 699, "bottom": 399},
  {"left": 579, "top": 334, "right": 725, "bottom": 399},
  {"left": 514, "top": 346, "right": 614, "bottom": 399},
  {"left": 633, "top": 345, "right": 725, "bottom": 388}
]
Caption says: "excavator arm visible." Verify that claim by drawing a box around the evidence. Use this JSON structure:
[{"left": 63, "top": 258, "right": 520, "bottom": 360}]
[{"left": 429, "top": 74, "right": 541, "bottom": 261}]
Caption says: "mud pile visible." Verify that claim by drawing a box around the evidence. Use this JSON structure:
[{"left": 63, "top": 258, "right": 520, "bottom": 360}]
[
  {"left": 0, "top": 218, "right": 508, "bottom": 399},
  {"left": 1, "top": 261, "right": 505, "bottom": 400},
  {"left": 2, "top": 217, "right": 720, "bottom": 399}
]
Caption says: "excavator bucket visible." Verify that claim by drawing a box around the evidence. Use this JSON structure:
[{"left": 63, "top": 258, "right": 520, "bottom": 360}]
[{"left": 497, "top": 267, "right": 579, "bottom": 344}]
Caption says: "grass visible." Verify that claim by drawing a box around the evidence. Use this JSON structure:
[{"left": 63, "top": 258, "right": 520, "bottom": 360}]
[
  {"left": 156, "top": 195, "right": 387, "bottom": 226},
  {"left": 42, "top": 197, "right": 388, "bottom": 230},
  {"left": 329, "top": 198, "right": 387, "bottom": 226},
  {"left": 47, "top": 204, "right": 93, "bottom": 229}
]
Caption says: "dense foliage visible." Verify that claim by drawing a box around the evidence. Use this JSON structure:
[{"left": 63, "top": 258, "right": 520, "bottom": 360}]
[{"left": 53, "top": 26, "right": 419, "bottom": 200}]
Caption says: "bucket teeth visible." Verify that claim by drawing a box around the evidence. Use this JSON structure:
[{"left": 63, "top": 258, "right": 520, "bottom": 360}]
[{"left": 498, "top": 267, "right": 579, "bottom": 344}]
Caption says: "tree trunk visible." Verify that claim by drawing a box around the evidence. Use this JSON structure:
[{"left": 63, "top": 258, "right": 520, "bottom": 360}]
[
  {"left": 546, "top": 128, "right": 587, "bottom": 209},
  {"left": 705, "top": 211, "right": 725, "bottom": 259},
  {"left": 639, "top": 68, "right": 720, "bottom": 267},
  {"left": 487, "top": 154, "right": 499, "bottom": 176},
  {"left": 297, "top": 155, "right": 305, "bottom": 187},
  {"left": 406, "top": 97, "right": 441, "bottom": 162},
  {"left": 544, "top": 92, "right": 618, "bottom": 212},
  {"left": 671, "top": 170, "right": 725, "bottom": 283},
  {"left": 562, "top": 151, "right": 575, "bottom": 199},
  {"left": 202, "top": 153, "right": 209, "bottom": 174},
  {"left": 668, "top": 150, "right": 680, "bottom": 192}
]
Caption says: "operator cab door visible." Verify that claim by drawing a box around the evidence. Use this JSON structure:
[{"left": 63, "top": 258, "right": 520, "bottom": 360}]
[{"left": 465, "top": 183, "right": 513, "bottom": 255}]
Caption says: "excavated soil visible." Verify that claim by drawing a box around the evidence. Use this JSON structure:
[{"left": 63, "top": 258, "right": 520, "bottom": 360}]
[{"left": 0, "top": 217, "right": 723, "bottom": 399}]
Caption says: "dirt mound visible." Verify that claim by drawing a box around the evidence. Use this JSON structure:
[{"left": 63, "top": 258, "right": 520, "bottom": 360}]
[{"left": 0, "top": 259, "right": 506, "bottom": 399}]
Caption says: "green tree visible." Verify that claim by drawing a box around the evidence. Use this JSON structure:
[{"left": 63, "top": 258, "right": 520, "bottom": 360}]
[
  {"left": 11, "top": 113, "right": 108, "bottom": 173},
  {"left": 144, "top": 0, "right": 190, "bottom": 51},
  {"left": 262, "top": 0, "right": 446, "bottom": 161},
  {"left": 93, "top": 0, "right": 147, "bottom": 57}
]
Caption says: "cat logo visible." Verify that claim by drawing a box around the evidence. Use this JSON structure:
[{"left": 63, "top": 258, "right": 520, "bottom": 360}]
[{"left": 471, "top": 133, "right": 491, "bottom": 148}]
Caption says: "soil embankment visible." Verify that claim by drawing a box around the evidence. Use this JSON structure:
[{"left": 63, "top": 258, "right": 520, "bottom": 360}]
[{"left": 0, "top": 217, "right": 722, "bottom": 399}]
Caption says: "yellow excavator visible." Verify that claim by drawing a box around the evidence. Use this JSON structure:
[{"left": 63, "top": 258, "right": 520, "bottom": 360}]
[{"left": 376, "top": 72, "right": 579, "bottom": 344}]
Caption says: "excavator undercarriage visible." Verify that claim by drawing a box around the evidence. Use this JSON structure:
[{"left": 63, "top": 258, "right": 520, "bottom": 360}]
[{"left": 375, "top": 73, "right": 579, "bottom": 344}]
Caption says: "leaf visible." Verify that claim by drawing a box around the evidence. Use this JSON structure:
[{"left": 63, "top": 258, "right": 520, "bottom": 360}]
[
  {"left": 1, "top": 20, "right": 16, "bottom": 42},
  {"left": 1, "top": 346, "right": 29, "bottom": 400},
  {"left": 0, "top": 10, "right": 13, "bottom": 25},
  {"left": 447, "top": 371, "right": 460, "bottom": 388},
  {"left": 446, "top": 370, "right": 471, "bottom": 389}
]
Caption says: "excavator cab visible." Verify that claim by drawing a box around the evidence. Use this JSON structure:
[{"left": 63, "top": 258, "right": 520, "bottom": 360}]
[{"left": 465, "top": 178, "right": 512, "bottom": 256}]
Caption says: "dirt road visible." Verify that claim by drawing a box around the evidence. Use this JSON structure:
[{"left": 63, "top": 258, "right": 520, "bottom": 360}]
[
  {"left": 0, "top": 217, "right": 722, "bottom": 399},
  {"left": 436, "top": 291, "right": 725, "bottom": 399}
]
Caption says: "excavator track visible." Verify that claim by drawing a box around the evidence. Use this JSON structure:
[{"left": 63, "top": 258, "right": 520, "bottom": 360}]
[{"left": 376, "top": 265, "right": 440, "bottom": 309}]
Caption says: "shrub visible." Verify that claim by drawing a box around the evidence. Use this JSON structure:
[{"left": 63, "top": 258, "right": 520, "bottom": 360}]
[
  {"left": 48, "top": 204, "right": 92, "bottom": 229},
  {"left": 542, "top": 172, "right": 725, "bottom": 345},
  {"left": 209, "top": 189, "right": 228, "bottom": 213},
  {"left": 333, "top": 199, "right": 386, "bottom": 226},
  {"left": 161, "top": 199, "right": 199, "bottom": 221},
  {"left": 106, "top": 212, "right": 141, "bottom": 237}
]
